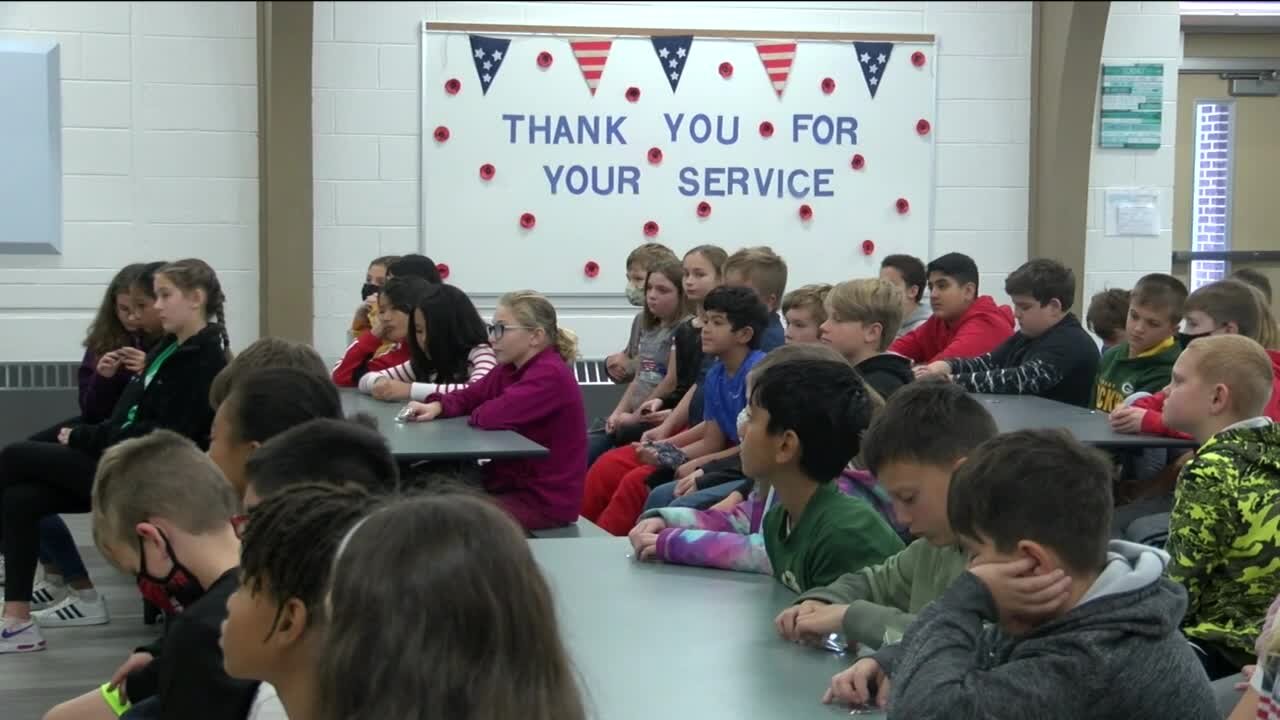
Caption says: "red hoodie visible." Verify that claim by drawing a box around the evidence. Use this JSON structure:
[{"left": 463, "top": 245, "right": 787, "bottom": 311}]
[
  {"left": 331, "top": 330, "right": 412, "bottom": 387},
  {"left": 1132, "top": 348, "right": 1280, "bottom": 439},
  {"left": 888, "top": 295, "right": 1016, "bottom": 363}
]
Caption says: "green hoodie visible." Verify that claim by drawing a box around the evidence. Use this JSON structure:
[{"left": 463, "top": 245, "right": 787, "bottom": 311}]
[
  {"left": 795, "top": 538, "right": 967, "bottom": 649},
  {"left": 1092, "top": 336, "right": 1181, "bottom": 413},
  {"left": 1167, "top": 419, "right": 1280, "bottom": 659}
]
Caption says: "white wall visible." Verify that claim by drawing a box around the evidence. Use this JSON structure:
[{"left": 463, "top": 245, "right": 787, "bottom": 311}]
[
  {"left": 1083, "top": 1, "right": 1182, "bottom": 303},
  {"left": 0, "top": 1, "right": 259, "bottom": 362},
  {"left": 312, "top": 0, "right": 1033, "bottom": 360}
]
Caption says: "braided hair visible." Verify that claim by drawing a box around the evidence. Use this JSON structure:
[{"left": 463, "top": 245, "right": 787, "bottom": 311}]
[
  {"left": 157, "top": 258, "right": 232, "bottom": 358},
  {"left": 240, "top": 482, "right": 380, "bottom": 634}
]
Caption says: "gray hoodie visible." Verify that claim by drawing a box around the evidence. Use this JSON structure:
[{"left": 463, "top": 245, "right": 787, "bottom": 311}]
[
  {"left": 897, "top": 303, "right": 931, "bottom": 338},
  {"left": 874, "top": 541, "right": 1217, "bottom": 719}
]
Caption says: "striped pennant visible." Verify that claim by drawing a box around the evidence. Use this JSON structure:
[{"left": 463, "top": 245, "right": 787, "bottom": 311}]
[
  {"left": 755, "top": 40, "right": 797, "bottom": 97},
  {"left": 569, "top": 38, "right": 613, "bottom": 96}
]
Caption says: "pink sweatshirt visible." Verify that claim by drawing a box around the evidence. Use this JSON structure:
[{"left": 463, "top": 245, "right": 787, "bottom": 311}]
[{"left": 429, "top": 346, "right": 587, "bottom": 531}]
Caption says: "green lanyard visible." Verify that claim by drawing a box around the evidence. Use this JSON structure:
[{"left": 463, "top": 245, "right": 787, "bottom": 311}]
[{"left": 123, "top": 342, "right": 179, "bottom": 428}]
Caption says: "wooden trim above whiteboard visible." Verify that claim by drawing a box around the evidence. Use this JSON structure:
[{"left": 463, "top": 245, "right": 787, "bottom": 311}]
[{"left": 423, "top": 21, "right": 935, "bottom": 43}]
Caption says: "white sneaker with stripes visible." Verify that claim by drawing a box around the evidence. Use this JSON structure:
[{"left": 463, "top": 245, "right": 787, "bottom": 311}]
[
  {"left": 30, "top": 578, "right": 68, "bottom": 611},
  {"left": 33, "top": 591, "right": 110, "bottom": 627}
]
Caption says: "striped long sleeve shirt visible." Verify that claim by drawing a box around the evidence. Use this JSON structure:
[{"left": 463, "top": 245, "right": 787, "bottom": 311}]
[
  {"left": 357, "top": 344, "right": 498, "bottom": 401},
  {"left": 947, "top": 312, "right": 1099, "bottom": 408}
]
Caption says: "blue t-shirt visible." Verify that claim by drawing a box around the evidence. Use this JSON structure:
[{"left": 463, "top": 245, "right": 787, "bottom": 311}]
[
  {"left": 760, "top": 313, "right": 785, "bottom": 352},
  {"left": 703, "top": 350, "right": 766, "bottom": 445}
]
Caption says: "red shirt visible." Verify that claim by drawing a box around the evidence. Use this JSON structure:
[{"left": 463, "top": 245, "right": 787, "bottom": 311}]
[
  {"left": 889, "top": 295, "right": 1016, "bottom": 363},
  {"left": 331, "top": 331, "right": 411, "bottom": 387}
]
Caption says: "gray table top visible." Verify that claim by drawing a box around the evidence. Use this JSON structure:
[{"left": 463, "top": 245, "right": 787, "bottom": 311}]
[
  {"left": 340, "top": 390, "right": 548, "bottom": 461},
  {"left": 975, "top": 394, "right": 1199, "bottom": 450},
  {"left": 530, "top": 538, "right": 882, "bottom": 720}
]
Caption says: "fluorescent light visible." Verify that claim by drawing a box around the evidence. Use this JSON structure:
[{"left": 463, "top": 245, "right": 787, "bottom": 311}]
[{"left": 1182, "top": 2, "right": 1280, "bottom": 15}]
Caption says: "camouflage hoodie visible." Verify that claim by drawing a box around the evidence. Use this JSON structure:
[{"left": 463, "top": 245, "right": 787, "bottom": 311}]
[{"left": 1167, "top": 418, "right": 1280, "bottom": 658}]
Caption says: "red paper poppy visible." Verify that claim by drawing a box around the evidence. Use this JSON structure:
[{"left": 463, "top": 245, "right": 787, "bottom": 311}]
[
  {"left": 647, "top": 147, "right": 663, "bottom": 165},
  {"left": 444, "top": 78, "right": 461, "bottom": 95},
  {"left": 643, "top": 221, "right": 660, "bottom": 237},
  {"left": 799, "top": 204, "right": 813, "bottom": 221},
  {"left": 537, "top": 51, "right": 553, "bottom": 68},
  {"left": 821, "top": 77, "right": 836, "bottom": 94},
  {"left": 861, "top": 240, "right": 876, "bottom": 256},
  {"left": 520, "top": 212, "right": 536, "bottom": 229},
  {"left": 479, "top": 163, "right": 495, "bottom": 180},
  {"left": 896, "top": 198, "right": 910, "bottom": 215},
  {"left": 696, "top": 201, "right": 712, "bottom": 218},
  {"left": 436, "top": 263, "right": 450, "bottom": 279},
  {"left": 916, "top": 119, "right": 931, "bottom": 136},
  {"left": 719, "top": 62, "right": 734, "bottom": 78},
  {"left": 759, "top": 121, "right": 774, "bottom": 138},
  {"left": 584, "top": 261, "right": 600, "bottom": 278},
  {"left": 850, "top": 154, "right": 865, "bottom": 170},
  {"left": 911, "top": 51, "right": 926, "bottom": 67},
  {"left": 433, "top": 126, "right": 450, "bottom": 143},
  {"left": 626, "top": 86, "right": 641, "bottom": 102}
]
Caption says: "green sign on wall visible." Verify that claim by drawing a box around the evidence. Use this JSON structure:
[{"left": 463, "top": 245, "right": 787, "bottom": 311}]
[{"left": 1100, "top": 63, "right": 1164, "bottom": 150}]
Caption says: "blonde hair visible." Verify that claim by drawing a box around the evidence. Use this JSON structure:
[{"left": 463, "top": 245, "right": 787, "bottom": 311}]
[
  {"left": 91, "top": 430, "right": 238, "bottom": 567},
  {"left": 782, "top": 283, "right": 833, "bottom": 325},
  {"left": 1184, "top": 335, "right": 1275, "bottom": 417},
  {"left": 626, "top": 242, "right": 677, "bottom": 272},
  {"left": 1186, "top": 279, "right": 1279, "bottom": 350},
  {"left": 723, "top": 246, "right": 788, "bottom": 305},
  {"left": 499, "top": 291, "right": 579, "bottom": 363},
  {"left": 208, "top": 336, "right": 328, "bottom": 410},
  {"left": 826, "top": 278, "right": 906, "bottom": 352}
]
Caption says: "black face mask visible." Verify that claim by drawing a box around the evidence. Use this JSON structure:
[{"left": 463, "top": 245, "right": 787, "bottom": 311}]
[
  {"left": 1177, "top": 330, "right": 1212, "bottom": 348},
  {"left": 361, "top": 283, "right": 380, "bottom": 301},
  {"left": 136, "top": 530, "right": 205, "bottom": 616}
]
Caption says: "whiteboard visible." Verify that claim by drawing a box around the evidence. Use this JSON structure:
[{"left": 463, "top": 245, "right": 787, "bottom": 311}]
[{"left": 420, "top": 26, "right": 935, "bottom": 296}]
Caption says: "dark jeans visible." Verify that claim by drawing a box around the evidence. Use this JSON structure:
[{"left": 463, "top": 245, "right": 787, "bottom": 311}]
[{"left": 27, "top": 420, "right": 92, "bottom": 583}]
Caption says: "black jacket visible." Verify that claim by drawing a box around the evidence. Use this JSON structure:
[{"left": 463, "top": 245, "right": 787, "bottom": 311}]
[
  {"left": 69, "top": 324, "right": 228, "bottom": 456},
  {"left": 857, "top": 353, "right": 914, "bottom": 400},
  {"left": 947, "top": 312, "right": 1100, "bottom": 407}
]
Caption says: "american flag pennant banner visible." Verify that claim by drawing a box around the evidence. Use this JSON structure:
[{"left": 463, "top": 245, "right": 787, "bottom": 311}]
[
  {"left": 569, "top": 38, "right": 613, "bottom": 96},
  {"left": 651, "top": 35, "right": 694, "bottom": 93},
  {"left": 755, "top": 40, "right": 797, "bottom": 98},
  {"left": 853, "top": 41, "right": 893, "bottom": 99},
  {"left": 469, "top": 34, "right": 511, "bottom": 95}
]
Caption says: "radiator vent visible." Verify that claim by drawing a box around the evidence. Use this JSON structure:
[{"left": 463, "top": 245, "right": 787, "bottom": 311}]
[{"left": 0, "top": 363, "right": 80, "bottom": 390}]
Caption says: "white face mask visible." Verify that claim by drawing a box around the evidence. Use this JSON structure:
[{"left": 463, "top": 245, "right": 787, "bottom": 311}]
[
  {"left": 625, "top": 285, "right": 645, "bottom": 307},
  {"left": 736, "top": 407, "right": 750, "bottom": 439}
]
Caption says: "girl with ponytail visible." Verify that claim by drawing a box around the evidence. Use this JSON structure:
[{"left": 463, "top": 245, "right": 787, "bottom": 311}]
[{"left": 404, "top": 290, "right": 587, "bottom": 531}]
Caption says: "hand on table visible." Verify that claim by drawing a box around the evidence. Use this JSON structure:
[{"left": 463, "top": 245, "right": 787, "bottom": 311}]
[
  {"left": 776, "top": 600, "right": 851, "bottom": 647},
  {"left": 913, "top": 360, "right": 951, "bottom": 380},
  {"left": 1108, "top": 406, "right": 1147, "bottom": 435},
  {"left": 372, "top": 378, "right": 412, "bottom": 402},
  {"left": 824, "top": 657, "right": 890, "bottom": 709},
  {"left": 405, "top": 401, "right": 442, "bottom": 422},
  {"left": 629, "top": 517, "right": 666, "bottom": 561}
]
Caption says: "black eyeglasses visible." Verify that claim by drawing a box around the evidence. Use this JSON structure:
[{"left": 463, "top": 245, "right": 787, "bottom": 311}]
[{"left": 486, "top": 322, "right": 535, "bottom": 340}]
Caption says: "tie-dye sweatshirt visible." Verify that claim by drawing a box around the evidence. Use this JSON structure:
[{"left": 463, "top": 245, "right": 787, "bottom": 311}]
[{"left": 645, "top": 470, "right": 902, "bottom": 576}]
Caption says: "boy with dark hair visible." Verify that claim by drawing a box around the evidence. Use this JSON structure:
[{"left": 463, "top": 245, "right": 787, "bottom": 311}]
[
  {"left": 889, "top": 252, "right": 1015, "bottom": 366},
  {"left": 1087, "top": 288, "right": 1131, "bottom": 352},
  {"left": 242, "top": 418, "right": 401, "bottom": 507},
  {"left": 824, "top": 429, "right": 1217, "bottom": 717},
  {"left": 879, "top": 254, "right": 931, "bottom": 337},
  {"left": 605, "top": 242, "right": 678, "bottom": 383},
  {"left": 207, "top": 337, "right": 329, "bottom": 410},
  {"left": 776, "top": 382, "right": 994, "bottom": 651},
  {"left": 723, "top": 246, "right": 788, "bottom": 351},
  {"left": 918, "top": 259, "right": 1100, "bottom": 407},
  {"left": 583, "top": 286, "right": 769, "bottom": 535},
  {"left": 1162, "top": 334, "right": 1280, "bottom": 678},
  {"left": 41, "top": 431, "right": 256, "bottom": 716},
  {"left": 631, "top": 355, "right": 903, "bottom": 591},
  {"left": 1092, "top": 273, "right": 1186, "bottom": 413},
  {"left": 1232, "top": 267, "right": 1273, "bottom": 305}
]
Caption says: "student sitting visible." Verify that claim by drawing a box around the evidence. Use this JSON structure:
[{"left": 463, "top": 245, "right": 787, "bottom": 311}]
[
  {"left": 583, "top": 286, "right": 768, "bottom": 535},
  {"left": 1092, "top": 273, "right": 1186, "bottom": 413},
  {"left": 629, "top": 346, "right": 904, "bottom": 591},
  {"left": 820, "top": 278, "right": 913, "bottom": 399},
  {"left": 1233, "top": 267, "right": 1273, "bottom": 305},
  {"left": 1111, "top": 279, "right": 1280, "bottom": 438},
  {"left": 331, "top": 276, "right": 429, "bottom": 387},
  {"left": 44, "top": 431, "right": 256, "bottom": 718},
  {"left": 890, "top": 252, "right": 1015, "bottom": 366},
  {"left": 723, "top": 245, "right": 788, "bottom": 350},
  {"left": 222, "top": 483, "right": 380, "bottom": 720},
  {"left": 918, "top": 259, "right": 1100, "bottom": 407},
  {"left": 879, "top": 254, "right": 931, "bottom": 337},
  {"left": 825, "top": 429, "right": 1217, "bottom": 718},
  {"left": 775, "top": 381, "right": 996, "bottom": 651},
  {"left": 357, "top": 283, "right": 497, "bottom": 402},
  {"left": 782, "top": 284, "right": 832, "bottom": 344},
  {"left": 1160, "top": 334, "right": 1280, "bottom": 679},
  {"left": 1087, "top": 288, "right": 1131, "bottom": 353},
  {"left": 404, "top": 291, "right": 586, "bottom": 531},
  {"left": 207, "top": 337, "right": 330, "bottom": 412},
  {"left": 605, "top": 242, "right": 677, "bottom": 384},
  {"left": 385, "top": 253, "right": 443, "bottom": 283},
  {"left": 349, "top": 254, "right": 397, "bottom": 343},
  {"left": 0, "top": 259, "right": 231, "bottom": 649},
  {"left": 317, "top": 492, "right": 586, "bottom": 720},
  {"left": 243, "top": 417, "right": 400, "bottom": 506}
]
